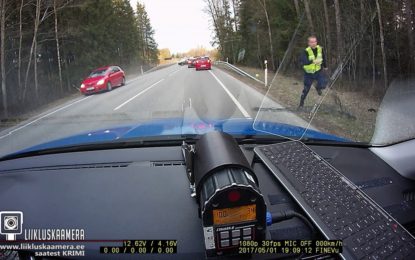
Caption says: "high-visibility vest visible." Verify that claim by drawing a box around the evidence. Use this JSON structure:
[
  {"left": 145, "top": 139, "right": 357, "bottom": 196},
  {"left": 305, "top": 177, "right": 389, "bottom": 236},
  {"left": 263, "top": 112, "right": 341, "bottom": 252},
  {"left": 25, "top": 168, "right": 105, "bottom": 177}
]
[{"left": 303, "top": 45, "right": 323, "bottom": 74}]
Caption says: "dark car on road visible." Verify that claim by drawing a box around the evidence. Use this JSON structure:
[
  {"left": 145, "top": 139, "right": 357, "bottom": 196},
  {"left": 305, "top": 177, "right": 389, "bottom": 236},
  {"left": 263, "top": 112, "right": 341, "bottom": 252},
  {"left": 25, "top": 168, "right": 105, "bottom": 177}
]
[
  {"left": 178, "top": 58, "right": 187, "bottom": 65},
  {"left": 80, "top": 66, "right": 125, "bottom": 95},
  {"left": 188, "top": 56, "right": 201, "bottom": 68},
  {"left": 187, "top": 58, "right": 196, "bottom": 68}
]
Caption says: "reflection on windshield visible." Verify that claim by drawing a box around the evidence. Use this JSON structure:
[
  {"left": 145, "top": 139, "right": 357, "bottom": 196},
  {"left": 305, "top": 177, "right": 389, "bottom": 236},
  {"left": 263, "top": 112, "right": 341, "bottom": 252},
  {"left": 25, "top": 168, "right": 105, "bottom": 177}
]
[
  {"left": 247, "top": 0, "right": 412, "bottom": 144},
  {"left": 89, "top": 69, "right": 107, "bottom": 78}
]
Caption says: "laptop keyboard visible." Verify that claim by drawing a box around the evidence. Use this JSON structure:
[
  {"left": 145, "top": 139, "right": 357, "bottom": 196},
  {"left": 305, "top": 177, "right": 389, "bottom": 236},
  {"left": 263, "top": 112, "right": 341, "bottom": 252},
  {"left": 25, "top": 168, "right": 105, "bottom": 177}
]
[{"left": 255, "top": 141, "right": 415, "bottom": 259}]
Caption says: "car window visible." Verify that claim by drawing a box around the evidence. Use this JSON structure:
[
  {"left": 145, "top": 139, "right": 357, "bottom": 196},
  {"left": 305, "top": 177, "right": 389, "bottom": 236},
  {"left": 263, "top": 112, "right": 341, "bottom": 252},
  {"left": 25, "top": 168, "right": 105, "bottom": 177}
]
[{"left": 88, "top": 69, "right": 107, "bottom": 77}]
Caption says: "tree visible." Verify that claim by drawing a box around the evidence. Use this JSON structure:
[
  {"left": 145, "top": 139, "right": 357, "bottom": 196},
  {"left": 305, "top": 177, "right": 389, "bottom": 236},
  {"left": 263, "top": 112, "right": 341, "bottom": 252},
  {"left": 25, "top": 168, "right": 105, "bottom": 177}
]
[
  {"left": 293, "top": 0, "right": 300, "bottom": 18},
  {"left": 230, "top": 0, "right": 240, "bottom": 31},
  {"left": 17, "top": 0, "right": 28, "bottom": 93},
  {"left": 0, "top": 0, "right": 8, "bottom": 117},
  {"left": 22, "top": 0, "right": 45, "bottom": 100},
  {"left": 304, "top": 0, "right": 315, "bottom": 33},
  {"left": 334, "top": 0, "right": 342, "bottom": 64},
  {"left": 358, "top": 0, "right": 365, "bottom": 80},
  {"left": 257, "top": 0, "right": 276, "bottom": 70},
  {"left": 375, "top": 0, "right": 388, "bottom": 89},
  {"left": 159, "top": 48, "right": 172, "bottom": 61},
  {"left": 404, "top": 0, "right": 414, "bottom": 71},
  {"left": 136, "top": 2, "right": 158, "bottom": 65},
  {"left": 322, "top": 0, "right": 331, "bottom": 67},
  {"left": 54, "top": 0, "right": 63, "bottom": 93},
  {"left": 186, "top": 46, "right": 210, "bottom": 57}
]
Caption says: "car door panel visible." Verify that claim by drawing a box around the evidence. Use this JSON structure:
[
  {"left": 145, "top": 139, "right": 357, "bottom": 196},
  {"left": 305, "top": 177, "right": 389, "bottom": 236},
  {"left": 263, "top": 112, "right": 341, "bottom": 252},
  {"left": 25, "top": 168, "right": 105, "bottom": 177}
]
[
  {"left": 109, "top": 68, "right": 118, "bottom": 86},
  {"left": 113, "top": 67, "right": 121, "bottom": 86},
  {"left": 116, "top": 71, "right": 122, "bottom": 86}
]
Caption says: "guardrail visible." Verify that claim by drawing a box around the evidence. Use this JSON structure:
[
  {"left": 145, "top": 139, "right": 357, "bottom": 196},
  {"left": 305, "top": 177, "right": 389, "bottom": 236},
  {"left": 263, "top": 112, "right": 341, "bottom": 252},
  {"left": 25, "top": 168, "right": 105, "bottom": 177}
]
[{"left": 215, "top": 61, "right": 265, "bottom": 85}]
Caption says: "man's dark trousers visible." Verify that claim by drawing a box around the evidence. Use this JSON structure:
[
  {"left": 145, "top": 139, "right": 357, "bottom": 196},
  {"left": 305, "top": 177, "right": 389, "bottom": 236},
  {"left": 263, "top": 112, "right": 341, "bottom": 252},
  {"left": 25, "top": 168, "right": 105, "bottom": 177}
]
[{"left": 300, "top": 70, "right": 327, "bottom": 107}]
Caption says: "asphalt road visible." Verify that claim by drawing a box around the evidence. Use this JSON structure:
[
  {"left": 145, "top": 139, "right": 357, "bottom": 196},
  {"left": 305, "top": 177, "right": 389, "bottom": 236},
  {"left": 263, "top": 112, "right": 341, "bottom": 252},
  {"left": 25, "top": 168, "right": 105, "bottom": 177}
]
[{"left": 0, "top": 65, "right": 310, "bottom": 157}]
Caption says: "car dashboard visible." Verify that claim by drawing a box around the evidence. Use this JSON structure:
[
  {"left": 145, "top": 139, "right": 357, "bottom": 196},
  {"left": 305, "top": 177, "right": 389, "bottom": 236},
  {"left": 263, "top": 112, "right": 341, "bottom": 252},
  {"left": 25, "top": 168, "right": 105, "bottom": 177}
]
[{"left": 0, "top": 136, "right": 414, "bottom": 259}]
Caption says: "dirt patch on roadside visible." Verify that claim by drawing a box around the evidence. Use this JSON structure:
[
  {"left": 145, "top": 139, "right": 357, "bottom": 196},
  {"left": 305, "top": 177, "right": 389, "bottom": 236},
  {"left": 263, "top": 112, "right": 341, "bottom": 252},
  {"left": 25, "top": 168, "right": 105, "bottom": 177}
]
[
  {"left": 0, "top": 92, "right": 84, "bottom": 131},
  {"left": 217, "top": 64, "right": 382, "bottom": 142}
]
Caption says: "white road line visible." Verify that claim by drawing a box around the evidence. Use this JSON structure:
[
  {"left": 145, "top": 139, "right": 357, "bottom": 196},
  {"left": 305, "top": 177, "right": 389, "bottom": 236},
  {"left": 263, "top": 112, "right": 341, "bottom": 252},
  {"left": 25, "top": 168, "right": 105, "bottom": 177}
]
[
  {"left": 208, "top": 70, "right": 251, "bottom": 118},
  {"left": 127, "top": 68, "right": 176, "bottom": 84},
  {"left": 127, "top": 76, "right": 142, "bottom": 83},
  {"left": 114, "top": 79, "right": 165, "bottom": 111},
  {"left": 0, "top": 96, "right": 91, "bottom": 140},
  {"left": 168, "top": 68, "right": 181, "bottom": 77}
]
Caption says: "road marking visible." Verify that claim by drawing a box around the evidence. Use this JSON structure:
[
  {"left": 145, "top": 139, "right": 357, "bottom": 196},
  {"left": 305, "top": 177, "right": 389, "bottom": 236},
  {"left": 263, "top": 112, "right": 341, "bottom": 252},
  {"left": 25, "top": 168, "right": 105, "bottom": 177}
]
[
  {"left": 0, "top": 96, "right": 91, "bottom": 140},
  {"left": 208, "top": 70, "right": 251, "bottom": 118},
  {"left": 126, "top": 66, "right": 176, "bottom": 84},
  {"left": 114, "top": 79, "right": 165, "bottom": 111},
  {"left": 168, "top": 68, "right": 181, "bottom": 77},
  {"left": 127, "top": 76, "right": 142, "bottom": 84}
]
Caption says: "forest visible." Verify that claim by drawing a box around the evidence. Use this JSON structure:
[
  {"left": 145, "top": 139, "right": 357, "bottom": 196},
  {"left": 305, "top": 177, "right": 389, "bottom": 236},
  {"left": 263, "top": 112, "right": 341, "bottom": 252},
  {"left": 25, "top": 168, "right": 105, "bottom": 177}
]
[
  {"left": 205, "top": 0, "right": 415, "bottom": 91},
  {"left": 0, "top": 0, "right": 158, "bottom": 118}
]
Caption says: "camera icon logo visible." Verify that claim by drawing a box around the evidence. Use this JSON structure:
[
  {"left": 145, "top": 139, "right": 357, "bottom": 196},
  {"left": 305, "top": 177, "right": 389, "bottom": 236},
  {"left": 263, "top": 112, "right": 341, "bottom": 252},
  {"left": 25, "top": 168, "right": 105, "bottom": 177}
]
[{"left": 0, "top": 211, "right": 23, "bottom": 241}]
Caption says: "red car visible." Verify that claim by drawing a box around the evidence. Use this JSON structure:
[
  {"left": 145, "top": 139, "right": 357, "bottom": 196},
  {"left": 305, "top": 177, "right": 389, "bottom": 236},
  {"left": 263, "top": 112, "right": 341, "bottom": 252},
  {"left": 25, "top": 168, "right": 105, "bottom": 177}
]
[
  {"left": 80, "top": 66, "right": 125, "bottom": 95},
  {"left": 195, "top": 57, "right": 212, "bottom": 71}
]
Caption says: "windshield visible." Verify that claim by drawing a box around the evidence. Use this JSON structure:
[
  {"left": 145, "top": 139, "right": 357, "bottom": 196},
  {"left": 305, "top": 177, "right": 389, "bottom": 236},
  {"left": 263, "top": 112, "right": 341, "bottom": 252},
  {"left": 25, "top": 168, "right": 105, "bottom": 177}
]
[
  {"left": 89, "top": 69, "right": 108, "bottom": 78},
  {"left": 253, "top": 1, "right": 380, "bottom": 143},
  {"left": 0, "top": 0, "right": 414, "bottom": 157}
]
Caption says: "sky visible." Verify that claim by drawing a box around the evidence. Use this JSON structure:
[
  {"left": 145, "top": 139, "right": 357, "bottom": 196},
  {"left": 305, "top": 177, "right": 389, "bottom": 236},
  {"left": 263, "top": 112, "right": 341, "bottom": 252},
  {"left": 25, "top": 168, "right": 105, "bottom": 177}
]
[{"left": 129, "top": 0, "right": 213, "bottom": 54}]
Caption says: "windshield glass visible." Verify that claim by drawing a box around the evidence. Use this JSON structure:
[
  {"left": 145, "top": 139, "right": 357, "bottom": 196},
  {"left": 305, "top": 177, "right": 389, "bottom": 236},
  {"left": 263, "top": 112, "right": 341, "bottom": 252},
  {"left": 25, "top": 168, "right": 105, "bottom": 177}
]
[
  {"left": 0, "top": 0, "right": 414, "bottom": 157},
  {"left": 253, "top": 1, "right": 380, "bottom": 143},
  {"left": 89, "top": 69, "right": 108, "bottom": 78}
]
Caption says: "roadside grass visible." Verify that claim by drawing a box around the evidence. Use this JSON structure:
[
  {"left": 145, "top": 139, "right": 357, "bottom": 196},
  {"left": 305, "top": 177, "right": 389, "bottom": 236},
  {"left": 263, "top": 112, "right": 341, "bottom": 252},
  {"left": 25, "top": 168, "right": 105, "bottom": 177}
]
[{"left": 217, "top": 64, "right": 382, "bottom": 142}]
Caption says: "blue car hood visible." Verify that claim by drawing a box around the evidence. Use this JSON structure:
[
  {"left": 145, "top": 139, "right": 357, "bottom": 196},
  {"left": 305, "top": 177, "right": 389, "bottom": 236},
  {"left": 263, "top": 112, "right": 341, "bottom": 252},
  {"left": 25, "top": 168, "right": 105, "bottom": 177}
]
[{"left": 17, "top": 118, "right": 348, "bottom": 154}]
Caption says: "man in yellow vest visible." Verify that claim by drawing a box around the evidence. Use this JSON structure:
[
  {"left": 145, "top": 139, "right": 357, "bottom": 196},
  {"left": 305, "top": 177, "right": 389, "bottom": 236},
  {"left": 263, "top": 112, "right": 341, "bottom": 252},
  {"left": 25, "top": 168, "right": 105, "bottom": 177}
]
[{"left": 299, "top": 35, "right": 328, "bottom": 108}]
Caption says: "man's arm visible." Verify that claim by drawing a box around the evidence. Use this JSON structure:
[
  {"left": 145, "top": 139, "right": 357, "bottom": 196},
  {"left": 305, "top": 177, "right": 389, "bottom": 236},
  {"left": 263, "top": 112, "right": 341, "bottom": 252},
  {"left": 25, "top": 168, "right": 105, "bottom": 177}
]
[{"left": 301, "top": 50, "right": 312, "bottom": 66}]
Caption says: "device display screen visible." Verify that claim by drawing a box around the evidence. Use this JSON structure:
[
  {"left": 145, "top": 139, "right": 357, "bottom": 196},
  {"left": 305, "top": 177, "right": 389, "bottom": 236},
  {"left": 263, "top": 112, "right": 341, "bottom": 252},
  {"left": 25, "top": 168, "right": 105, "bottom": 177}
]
[{"left": 213, "top": 204, "right": 256, "bottom": 225}]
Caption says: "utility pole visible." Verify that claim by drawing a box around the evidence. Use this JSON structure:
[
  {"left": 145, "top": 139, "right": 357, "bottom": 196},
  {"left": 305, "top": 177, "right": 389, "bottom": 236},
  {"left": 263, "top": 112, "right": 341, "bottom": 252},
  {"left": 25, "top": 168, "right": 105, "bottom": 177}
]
[{"left": 264, "top": 60, "right": 268, "bottom": 87}]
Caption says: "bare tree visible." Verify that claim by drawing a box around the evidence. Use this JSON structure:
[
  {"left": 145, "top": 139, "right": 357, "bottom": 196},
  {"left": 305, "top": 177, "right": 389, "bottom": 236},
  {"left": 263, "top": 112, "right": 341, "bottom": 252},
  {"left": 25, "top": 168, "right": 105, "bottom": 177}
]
[
  {"left": 371, "top": 21, "right": 376, "bottom": 89},
  {"left": 230, "top": 0, "right": 239, "bottom": 31},
  {"left": 22, "top": 0, "right": 53, "bottom": 100},
  {"left": 23, "top": 0, "right": 41, "bottom": 100},
  {"left": 205, "top": 0, "right": 225, "bottom": 57},
  {"left": 405, "top": 0, "right": 414, "bottom": 72},
  {"left": 358, "top": 0, "right": 364, "bottom": 80},
  {"left": 304, "top": 0, "right": 315, "bottom": 33},
  {"left": 334, "top": 0, "right": 342, "bottom": 64},
  {"left": 375, "top": 0, "right": 388, "bottom": 89},
  {"left": 17, "top": 0, "right": 25, "bottom": 93},
  {"left": 0, "top": 0, "right": 8, "bottom": 117},
  {"left": 54, "top": 0, "right": 63, "bottom": 93},
  {"left": 257, "top": 0, "right": 275, "bottom": 70},
  {"left": 322, "top": 0, "right": 331, "bottom": 67},
  {"left": 293, "top": 0, "right": 300, "bottom": 19}
]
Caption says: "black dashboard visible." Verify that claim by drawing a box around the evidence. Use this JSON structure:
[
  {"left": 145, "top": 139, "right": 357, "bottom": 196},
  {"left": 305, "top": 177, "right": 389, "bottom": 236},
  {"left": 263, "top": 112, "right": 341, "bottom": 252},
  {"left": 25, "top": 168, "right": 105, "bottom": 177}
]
[{"left": 0, "top": 140, "right": 414, "bottom": 259}]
